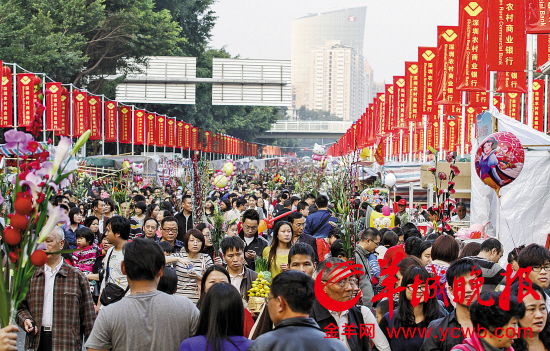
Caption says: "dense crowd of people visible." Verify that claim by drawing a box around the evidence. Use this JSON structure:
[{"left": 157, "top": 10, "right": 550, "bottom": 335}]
[{"left": 0, "top": 174, "right": 548, "bottom": 351}]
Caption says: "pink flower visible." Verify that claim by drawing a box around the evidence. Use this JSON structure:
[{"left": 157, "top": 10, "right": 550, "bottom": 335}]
[
  {"left": 428, "top": 167, "right": 436, "bottom": 173},
  {"left": 438, "top": 172, "right": 447, "bottom": 180},
  {"left": 448, "top": 181, "right": 455, "bottom": 187},
  {"left": 5, "top": 129, "right": 34, "bottom": 153},
  {"left": 446, "top": 153, "right": 456, "bottom": 163},
  {"left": 449, "top": 188, "right": 456, "bottom": 194}
]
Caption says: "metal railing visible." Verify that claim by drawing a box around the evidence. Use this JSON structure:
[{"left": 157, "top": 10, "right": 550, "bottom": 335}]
[{"left": 267, "top": 120, "right": 352, "bottom": 133}]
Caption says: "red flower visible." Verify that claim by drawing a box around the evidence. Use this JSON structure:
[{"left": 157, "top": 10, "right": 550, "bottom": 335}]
[
  {"left": 428, "top": 167, "right": 436, "bottom": 173},
  {"left": 446, "top": 153, "right": 456, "bottom": 163},
  {"left": 47, "top": 138, "right": 52, "bottom": 145},
  {"left": 438, "top": 172, "right": 447, "bottom": 180},
  {"left": 27, "top": 140, "right": 39, "bottom": 153},
  {"left": 445, "top": 224, "right": 451, "bottom": 231},
  {"left": 448, "top": 181, "right": 455, "bottom": 187},
  {"left": 449, "top": 188, "right": 456, "bottom": 194},
  {"left": 9, "top": 252, "right": 18, "bottom": 263}
]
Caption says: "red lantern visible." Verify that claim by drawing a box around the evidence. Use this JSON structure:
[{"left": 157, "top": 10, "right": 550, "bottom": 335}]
[
  {"left": 2, "top": 66, "right": 11, "bottom": 75},
  {"left": 61, "top": 86, "right": 69, "bottom": 95},
  {"left": 33, "top": 75, "right": 41, "bottom": 86}
]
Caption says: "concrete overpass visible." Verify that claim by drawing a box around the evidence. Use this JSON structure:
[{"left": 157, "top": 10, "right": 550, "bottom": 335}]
[{"left": 259, "top": 120, "right": 352, "bottom": 139}]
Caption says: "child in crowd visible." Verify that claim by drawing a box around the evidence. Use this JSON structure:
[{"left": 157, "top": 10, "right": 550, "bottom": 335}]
[
  {"left": 375, "top": 299, "right": 390, "bottom": 324},
  {"left": 159, "top": 241, "right": 175, "bottom": 267},
  {"left": 225, "top": 221, "right": 239, "bottom": 237},
  {"left": 72, "top": 227, "right": 100, "bottom": 275}
]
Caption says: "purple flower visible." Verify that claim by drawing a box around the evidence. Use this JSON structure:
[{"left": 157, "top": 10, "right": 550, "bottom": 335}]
[{"left": 4, "top": 130, "right": 34, "bottom": 153}]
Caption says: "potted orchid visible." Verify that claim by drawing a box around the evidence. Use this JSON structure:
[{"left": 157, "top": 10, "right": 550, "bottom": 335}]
[{"left": 0, "top": 129, "right": 91, "bottom": 327}]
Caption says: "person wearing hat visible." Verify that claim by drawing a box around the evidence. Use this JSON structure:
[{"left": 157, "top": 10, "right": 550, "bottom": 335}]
[{"left": 396, "top": 198, "right": 409, "bottom": 226}]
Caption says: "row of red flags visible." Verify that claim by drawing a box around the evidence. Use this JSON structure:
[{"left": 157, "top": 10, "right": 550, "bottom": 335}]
[
  {"left": 328, "top": 0, "right": 550, "bottom": 158},
  {"left": 0, "top": 64, "right": 259, "bottom": 156}
]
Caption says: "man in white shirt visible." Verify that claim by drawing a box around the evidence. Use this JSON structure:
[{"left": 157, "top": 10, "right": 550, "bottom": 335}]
[
  {"left": 16, "top": 226, "right": 95, "bottom": 351},
  {"left": 226, "top": 198, "right": 247, "bottom": 224},
  {"left": 451, "top": 203, "right": 470, "bottom": 222}
]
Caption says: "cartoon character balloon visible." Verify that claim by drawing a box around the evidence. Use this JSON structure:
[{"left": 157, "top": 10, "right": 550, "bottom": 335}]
[
  {"left": 370, "top": 211, "right": 395, "bottom": 230},
  {"left": 312, "top": 143, "right": 327, "bottom": 162},
  {"left": 475, "top": 131, "right": 524, "bottom": 197}
]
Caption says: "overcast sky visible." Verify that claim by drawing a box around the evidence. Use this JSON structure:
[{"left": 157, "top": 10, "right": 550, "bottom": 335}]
[{"left": 209, "top": 0, "right": 459, "bottom": 83}]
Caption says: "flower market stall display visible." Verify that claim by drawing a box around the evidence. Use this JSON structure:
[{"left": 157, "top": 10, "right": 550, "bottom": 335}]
[{"left": 0, "top": 129, "right": 91, "bottom": 327}]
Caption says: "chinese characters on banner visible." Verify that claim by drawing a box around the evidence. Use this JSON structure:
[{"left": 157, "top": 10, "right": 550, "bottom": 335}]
[
  {"left": 45, "top": 83, "right": 61, "bottom": 132},
  {"left": 393, "top": 76, "right": 407, "bottom": 130},
  {"left": 418, "top": 47, "right": 437, "bottom": 117},
  {"left": 488, "top": 0, "right": 526, "bottom": 71},
  {"left": 190, "top": 126, "right": 198, "bottom": 150},
  {"left": 496, "top": 71, "right": 527, "bottom": 93},
  {"left": 384, "top": 85, "right": 395, "bottom": 133},
  {"left": 532, "top": 80, "right": 545, "bottom": 131},
  {"left": 377, "top": 93, "right": 387, "bottom": 134},
  {"left": 119, "top": 106, "right": 132, "bottom": 143},
  {"left": 156, "top": 115, "right": 166, "bottom": 147},
  {"left": 176, "top": 121, "right": 185, "bottom": 148},
  {"left": 435, "top": 26, "right": 460, "bottom": 104},
  {"left": 72, "top": 90, "right": 88, "bottom": 137},
  {"left": 104, "top": 101, "right": 118, "bottom": 142},
  {"left": 405, "top": 62, "right": 420, "bottom": 122},
  {"left": 432, "top": 120, "right": 441, "bottom": 150},
  {"left": 205, "top": 131, "right": 213, "bottom": 153},
  {"left": 1, "top": 70, "right": 13, "bottom": 127},
  {"left": 469, "top": 91, "right": 489, "bottom": 107},
  {"left": 183, "top": 123, "right": 191, "bottom": 149},
  {"left": 145, "top": 113, "right": 156, "bottom": 145},
  {"left": 88, "top": 96, "right": 101, "bottom": 140},
  {"left": 446, "top": 116, "right": 460, "bottom": 152},
  {"left": 504, "top": 93, "right": 522, "bottom": 121},
  {"left": 457, "top": 0, "right": 488, "bottom": 91},
  {"left": 134, "top": 110, "right": 145, "bottom": 145},
  {"left": 526, "top": 0, "right": 550, "bottom": 33},
  {"left": 59, "top": 88, "right": 70, "bottom": 136},
  {"left": 493, "top": 96, "right": 504, "bottom": 112},
  {"left": 166, "top": 118, "right": 176, "bottom": 148},
  {"left": 465, "top": 107, "right": 477, "bottom": 148},
  {"left": 17, "top": 73, "right": 34, "bottom": 127}
]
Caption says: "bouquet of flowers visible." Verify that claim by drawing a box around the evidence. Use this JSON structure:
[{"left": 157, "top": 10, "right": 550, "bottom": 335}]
[{"left": 0, "top": 129, "right": 91, "bottom": 327}]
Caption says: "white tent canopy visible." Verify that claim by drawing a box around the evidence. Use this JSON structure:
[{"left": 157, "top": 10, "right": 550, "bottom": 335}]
[{"left": 471, "top": 107, "right": 550, "bottom": 258}]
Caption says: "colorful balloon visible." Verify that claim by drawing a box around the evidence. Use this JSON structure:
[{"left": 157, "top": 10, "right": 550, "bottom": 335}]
[
  {"left": 222, "top": 162, "right": 234, "bottom": 177},
  {"left": 475, "top": 131, "right": 524, "bottom": 197},
  {"left": 213, "top": 174, "right": 228, "bottom": 189},
  {"left": 258, "top": 220, "right": 267, "bottom": 233}
]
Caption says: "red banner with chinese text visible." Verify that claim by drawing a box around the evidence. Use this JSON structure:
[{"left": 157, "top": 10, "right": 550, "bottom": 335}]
[
  {"left": 465, "top": 106, "right": 477, "bottom": 145},
  {"left": 134, "top": 110, "right": 145, "bottom": 145},
  {"left": 537, "top": 35, "right": 550, "bottom": 70},
  {"left": 377, "top": 93, "right": 387, "bottom": 135},
  {"left": 384, "top": 85, "right": 394, "bottom": 133},
  {"left": 166, "top": 118, "right": 176, "bottom": 148},
  {"left": 190, "top": 126, "right": 198, "bottom": 150},
  {"left": 119, "top": 106, "right": 132, "bottom": 143},
  {"left": 432, "top": 120, "right": 441, "bottom": 150},
  {"left": 488, "top": 0, "right": 526, "bottom": 71},
  {"left": 393, "top": 76, "right": 407, "bottom": 130},
  {"left": 532, "top": 80, "right": 545, "bottom": 131},
  {"left": 445, "top": 116, "right": 460, "bottom": 152},
  {"left": 405, "top": 62, "right": 420, "bottom": 122},
  {"left": 145, "top": 113, "right": 156, "bottom": 145},
  {"left": 156, "top": 115, "right": 166, "bottom": 147},
  {"left": 0, "top": 67, "right": 12, "bottom": 127},
  {"left": 457, "top": 0, "right": 488, "bottom": 91},
  {"left": 503, "top": 93, "right": 522, "bottom": 121},
  {"left": 436, "top": 26, "right": 460, "bottom": 104},
  {"left": 88, "top": 96, "right": 101, "bottom": 140},
  {"left": 526, "top": 0, "right": 550, "bottom": 33},
  {"left": 72, "top": 90, "right": 88, "bottom": 137},
  {"left": 469, "top": 91, "right": 489, "bottom": 108},
  {"left": 418, "top": 47, "right": 437, "bottom": 117},
  {"left": 59, "top": 90, "right": 70, "bottom": 136},
  {"left": 374, "top": 137, "right": 385, "bottom": 165},
  {"left": 17, "top": 74, "right": 34, "bottom": 127},
  {"left": 496, "top": 71, "right": 527, "bottom": 93},
  {"left": 493, "top": 96, "right": 504, "bottom": 112},
  {"left": 176, "top": 121, "right": 185, "bottom": 148},
  {"left": 104, "top": 101, "right": 117, "bottom": 142},
  {"left": 45, "top": 83, "right": 61, "bottom": 131}
]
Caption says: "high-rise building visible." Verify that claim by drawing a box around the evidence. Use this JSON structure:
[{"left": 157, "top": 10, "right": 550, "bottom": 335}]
[{"left": 291, "top": 7, "right": 367, "bottom": 120}]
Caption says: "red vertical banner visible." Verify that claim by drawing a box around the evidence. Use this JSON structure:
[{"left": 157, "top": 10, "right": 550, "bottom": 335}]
[
  {"left": 17, "top": 74, "right": 34, "bottom": 127},
  {"left": 436, "top": 26, "right": 460, "bottom": 104},
  {"left": 405, "top": 62, "right": 420, "bottom": 122},
  {"left": 418, "top": 47, "right": 437, "bottom": 117},
  {"left": 190, "top": 126, "right": 198, "bottom": 150},
  {"left": 493, "top": 96, "right": 504, "bottom": 112},
  {"left": 88, "top": 96, "right": 101, "bottom": 140},
  {"left": 45, "top": 83, "right": 61, "bottom": 131},
  {"left": 183, "top": 123, "right": 191, "bottom": 149},
  {"left": 204, "top": 132, "right": 212, "bottom": 153},
  {"left": 393, "top": 76, "right": 407, "bottom": 130},
  {"left": 384, "top": 84, "right": 394, "bottom": 133},
  {"left": 377, "top": 93, "right": 387, "bottom": 135},
  {"left": 176, "top": 121, "right": 185, "bottom": 148},
  {"left": 403, "top": 133, "right": 410, "bottom": 155},
  {"left": 469, "top": 91, "right": 489, "bottom": 107},
  {"left": 496, "top": 71, "right": 527, "bottom": 93},
  {"left": 1, "top": 67, "right": 13, "bottom": 127},
  {"left": 119, "top": 106, "right": 132, "bottom": 143},
  {"left": 537, "top": 35, "right": 550, "bottom": 70},
  {"left": 503, "top": 93, "right": 522, "bottom": 121},
  {"left": 72, "top": 90, "right": 88, "bottom": 137},
  {"left": 457, "top": 0, "right": 489, "bottom": 91},
  {"left": 433, "top": 120, "right": 441, "bottom": 150},
  {"left": 532, "top": 80, "right": 545, "bottom": 131},
  {"left": 156, "top": 115, "right": 166, "bottom": 147},
  {"left": 445, "top": 116, "right": 460, "bottom": 152},
  {"left": 59, "top": 88, "right": 70, "bottom": 136},
  {"left": 104, "top": 101, "right": 117, "bottom": 142},
  {"left": 465, "top": 106, "right": 477, "bottom": 145},
  {"left": 134, "top": 110, "right": 145, "bottom": 145},
  {"left": 526, "top": 0, "right": 550, "bottom": 33},
  {"left": 145, "top": 113, "right": 156, "bottom": 145},
  {"left": 166, "top": 118, "right": 176, "bottom": 148},
  {"left": 488, "top": 0, "right": 526, "bottom": 71}
]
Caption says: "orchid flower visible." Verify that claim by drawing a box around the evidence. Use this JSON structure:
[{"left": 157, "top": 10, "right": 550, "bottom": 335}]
[
  {"left": 4, "top": 130, "right": 34, "bottom": 153},
  {"left": 19, "top": 172, "right": 44, "bottom": 201},
  {"left": 51, "top": 137, "right": 72, "bottom": 178},
  {"left": 37, "top": 203, "right": 70, "bottom": 243}
]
